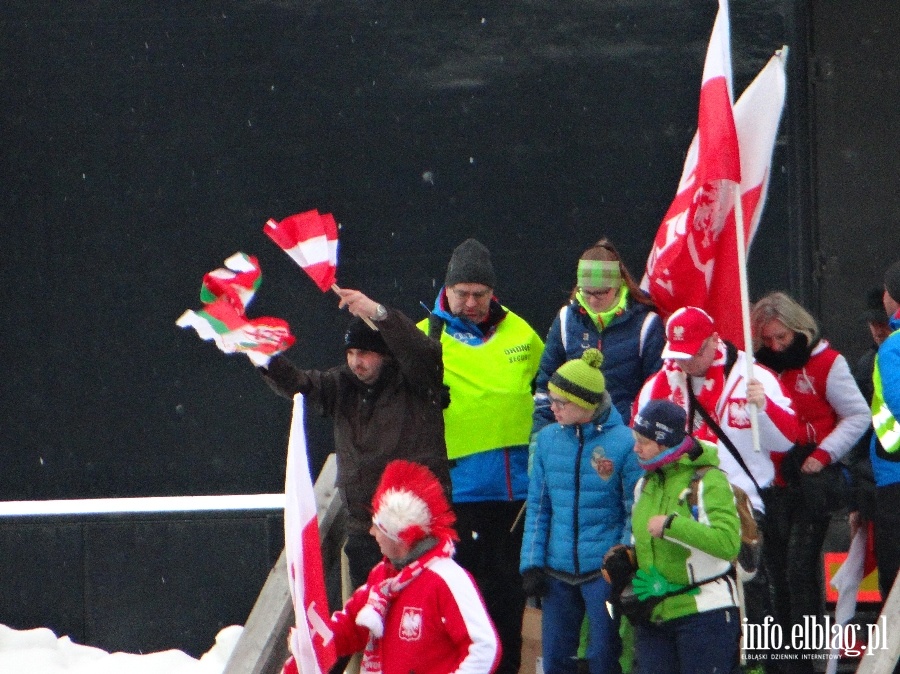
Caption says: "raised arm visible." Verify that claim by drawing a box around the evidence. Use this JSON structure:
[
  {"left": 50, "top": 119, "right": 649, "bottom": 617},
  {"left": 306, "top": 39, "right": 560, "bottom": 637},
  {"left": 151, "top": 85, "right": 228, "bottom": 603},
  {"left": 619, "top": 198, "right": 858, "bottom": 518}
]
[{"left": 258, "top": 355, "right": 339, "bottom": 416}]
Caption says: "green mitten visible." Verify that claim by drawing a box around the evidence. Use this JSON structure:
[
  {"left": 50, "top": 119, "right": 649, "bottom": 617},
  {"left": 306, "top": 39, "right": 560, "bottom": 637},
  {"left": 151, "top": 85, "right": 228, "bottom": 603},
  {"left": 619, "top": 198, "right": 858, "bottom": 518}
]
[{"left": 631, "top": 567, "right": 698, "bottom": 600}]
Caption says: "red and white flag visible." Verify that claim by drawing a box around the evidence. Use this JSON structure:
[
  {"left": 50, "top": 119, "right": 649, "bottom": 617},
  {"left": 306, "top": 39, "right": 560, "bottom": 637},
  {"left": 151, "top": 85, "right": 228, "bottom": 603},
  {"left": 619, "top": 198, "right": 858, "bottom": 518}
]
[
  {"left": 283, "top": 395, "right": 337, "bottom": 674},
  {"left": 705, "top": 50, "right": 787, "bottom": 346},
  {"left": 643, "top": 0, "right": 740, "bottom": 325},
  {"left": 265, "top": 210, "right": 339, "bottom": 292},
  {"left": 643, "top": 0, "right": 787, "bottom": 349}
]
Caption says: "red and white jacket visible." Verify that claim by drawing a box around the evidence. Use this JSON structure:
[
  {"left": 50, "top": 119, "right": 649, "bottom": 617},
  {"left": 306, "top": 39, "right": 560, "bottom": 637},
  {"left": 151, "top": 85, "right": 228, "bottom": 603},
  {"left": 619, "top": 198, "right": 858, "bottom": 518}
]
[
  {"left": 332, "top": 556, "right": 501, "bottom": 674},
  {"left": 770, "top": 340, "right": 870, "bottom": 484},
  {"left": 636, "top": 343, "right": 798, "bottom": 512}
]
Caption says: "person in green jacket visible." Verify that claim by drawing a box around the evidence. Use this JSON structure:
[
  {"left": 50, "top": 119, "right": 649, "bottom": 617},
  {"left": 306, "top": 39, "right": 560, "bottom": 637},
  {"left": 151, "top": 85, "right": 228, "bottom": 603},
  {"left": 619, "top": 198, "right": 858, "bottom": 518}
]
[{"left": 628, "top": 399, "right": 742, "bottom": 674}]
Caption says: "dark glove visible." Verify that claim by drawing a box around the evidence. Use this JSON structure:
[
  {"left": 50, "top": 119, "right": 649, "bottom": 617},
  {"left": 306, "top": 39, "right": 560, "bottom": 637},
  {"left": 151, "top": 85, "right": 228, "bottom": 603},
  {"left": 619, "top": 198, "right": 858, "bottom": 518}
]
[
  {"left": 522, "top": 568, "right": 548, "bottom": 598},
  {"left": 602, "top": 544, "right": 637, "bottom": 595}
]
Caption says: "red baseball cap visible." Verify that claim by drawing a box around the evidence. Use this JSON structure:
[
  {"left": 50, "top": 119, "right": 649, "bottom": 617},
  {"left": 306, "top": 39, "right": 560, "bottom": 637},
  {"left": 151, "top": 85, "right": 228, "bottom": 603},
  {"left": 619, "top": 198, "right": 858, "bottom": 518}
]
[{"left": 661, "top": 307, "right": 715, "bottom": 359}]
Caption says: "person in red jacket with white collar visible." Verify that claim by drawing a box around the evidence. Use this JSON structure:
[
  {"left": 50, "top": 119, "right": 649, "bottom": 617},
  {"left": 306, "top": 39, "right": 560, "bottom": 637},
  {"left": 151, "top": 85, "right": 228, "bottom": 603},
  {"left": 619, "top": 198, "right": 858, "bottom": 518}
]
[
  {"left": 751, "top": 292, "right": 869, "bottom": 673},
  {"left": 285, "top": 460, "right": 500, "bottom": 674}
]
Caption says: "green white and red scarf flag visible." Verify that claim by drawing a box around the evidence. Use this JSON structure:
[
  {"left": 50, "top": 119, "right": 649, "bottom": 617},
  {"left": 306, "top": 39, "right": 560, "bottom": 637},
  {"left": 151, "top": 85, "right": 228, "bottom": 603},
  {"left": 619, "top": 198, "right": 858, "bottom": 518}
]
[
  {"left": 283, "top": 395, "right": 337, "bottom": 674},
  {"left": 176, "top": 252, "right": 295, "bottom": 366},
  {"left": 265, "top": 210, "right": 339, "bottom": 292}
]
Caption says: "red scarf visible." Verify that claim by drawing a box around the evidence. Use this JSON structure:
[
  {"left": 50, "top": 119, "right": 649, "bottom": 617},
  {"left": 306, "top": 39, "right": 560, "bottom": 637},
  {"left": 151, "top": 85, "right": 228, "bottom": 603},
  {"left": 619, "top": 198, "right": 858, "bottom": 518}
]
[
  {"left": 357, "top": 537, "right": 456, "bottom": 674},
  {"left": 648, "top": 341, "right": 731, "bottom": 444}
]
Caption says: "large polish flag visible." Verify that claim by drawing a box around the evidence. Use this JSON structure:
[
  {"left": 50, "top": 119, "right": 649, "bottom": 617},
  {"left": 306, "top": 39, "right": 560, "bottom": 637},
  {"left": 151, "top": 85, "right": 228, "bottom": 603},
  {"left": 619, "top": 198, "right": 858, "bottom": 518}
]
[
  {"left": 283, "top": 395, "right": 337, "bottom": 674},
  {"left": 706, "top": 50, "right": 787, "bottom": 347},
  {"left": 265, "top": 210, "right": 339, "bottom": 292},
  {"left": 644, "top": 0, "right": 740, "bottom": 329},
  {"left": 644, "top": 0, "right": 787, "bottom": 349}
]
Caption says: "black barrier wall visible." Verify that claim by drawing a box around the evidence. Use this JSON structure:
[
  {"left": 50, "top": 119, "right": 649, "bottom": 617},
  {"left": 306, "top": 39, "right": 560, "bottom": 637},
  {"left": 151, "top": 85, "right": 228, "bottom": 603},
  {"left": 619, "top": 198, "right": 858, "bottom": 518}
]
[
  {"left": 0, "top": 0, "right": 798, "bottom": 502},
  {"left": 0, "top": 0, "right": 809, "bottom": 655}
]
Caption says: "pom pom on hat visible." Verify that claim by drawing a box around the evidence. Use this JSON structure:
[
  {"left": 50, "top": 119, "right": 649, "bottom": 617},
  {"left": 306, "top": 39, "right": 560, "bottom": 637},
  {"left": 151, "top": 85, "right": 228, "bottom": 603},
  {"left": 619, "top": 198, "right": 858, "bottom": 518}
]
[
  {"left": 371, "top": 461, "right": 457, "bottom": 547},
  {"left": 548, "top": 348, "right": 606, "bottom": 410}
]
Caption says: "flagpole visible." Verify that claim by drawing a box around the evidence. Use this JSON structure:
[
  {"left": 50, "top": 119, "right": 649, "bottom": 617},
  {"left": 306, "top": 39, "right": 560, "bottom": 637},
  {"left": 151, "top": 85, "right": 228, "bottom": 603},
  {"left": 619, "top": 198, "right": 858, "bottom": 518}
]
[{"left": 733, "top": 183, "right": 761, "bottom": 452}]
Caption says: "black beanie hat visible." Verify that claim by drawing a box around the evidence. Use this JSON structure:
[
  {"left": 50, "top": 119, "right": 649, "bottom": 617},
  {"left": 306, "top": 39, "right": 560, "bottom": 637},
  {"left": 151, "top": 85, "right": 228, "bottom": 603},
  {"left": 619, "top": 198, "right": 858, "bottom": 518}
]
[
  {"left": 885, "top": 260, "right": 900, "bottom": 304},
  {"left": 632, "top": 400, "right": 688, "bottom": 449},
  {"left": 445, "top": 238, "right": 497, "bottom": 289},
  {"left": 862, "top": 286, "right": 889, "bottom": 324},
  {"left": 343, "top": 317, "right": 389, "bottom": 355}
]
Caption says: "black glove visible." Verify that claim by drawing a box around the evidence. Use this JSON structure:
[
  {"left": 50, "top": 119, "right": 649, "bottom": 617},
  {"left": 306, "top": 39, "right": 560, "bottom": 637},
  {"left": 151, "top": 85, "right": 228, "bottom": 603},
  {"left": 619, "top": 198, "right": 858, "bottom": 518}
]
[
  {"left": 522, "top": 568, "right": 548, "bottom": 597},
  {"left": 602, "top": 545, "right": 637, "bottom": 595}
]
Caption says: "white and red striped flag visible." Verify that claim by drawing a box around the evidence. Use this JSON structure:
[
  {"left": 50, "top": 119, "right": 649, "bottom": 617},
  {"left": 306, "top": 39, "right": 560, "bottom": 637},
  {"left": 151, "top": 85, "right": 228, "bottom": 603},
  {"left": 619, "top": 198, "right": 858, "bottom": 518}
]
[
  {"left": 643, "top": 0, "right": 741, "bottom": 333},
  {"left": 283, "top": 395, "right": 337, "bottom": 674},
  {"left": 705, "top": 50, "right": 788, "bottom": 347},
  {"left": 265, "top": 210, "right": 339, "bottom": 292},
  {"left": 176, "top": 252, "right": 295, "bottom": 366},
  {"left": 644, "top": 0, "right": 788, "bottom": 349}
]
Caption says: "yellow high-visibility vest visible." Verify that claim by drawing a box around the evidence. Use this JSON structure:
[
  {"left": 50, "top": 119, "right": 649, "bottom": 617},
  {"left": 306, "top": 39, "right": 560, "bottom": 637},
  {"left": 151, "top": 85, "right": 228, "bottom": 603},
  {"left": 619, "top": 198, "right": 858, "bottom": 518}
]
[
  {"left": 419, "top": 311, "right": 543, "bottom": 460},
  {"left": 872, "top": 348, "right": 900, "bottom": 454}
]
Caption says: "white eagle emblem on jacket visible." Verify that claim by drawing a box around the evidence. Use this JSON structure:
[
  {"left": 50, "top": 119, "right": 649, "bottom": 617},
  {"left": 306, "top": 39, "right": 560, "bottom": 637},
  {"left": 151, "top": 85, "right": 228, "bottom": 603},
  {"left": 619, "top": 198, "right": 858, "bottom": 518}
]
[{"left": 399, "top": 607, "right": 423, "bottom": 640}]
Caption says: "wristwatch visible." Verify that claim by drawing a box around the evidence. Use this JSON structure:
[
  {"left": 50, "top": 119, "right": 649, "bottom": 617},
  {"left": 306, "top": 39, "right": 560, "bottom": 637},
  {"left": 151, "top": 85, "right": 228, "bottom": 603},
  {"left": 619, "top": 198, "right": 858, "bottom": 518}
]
[{"left": 372, "top": 304, "right": 388, "bottom": 321}]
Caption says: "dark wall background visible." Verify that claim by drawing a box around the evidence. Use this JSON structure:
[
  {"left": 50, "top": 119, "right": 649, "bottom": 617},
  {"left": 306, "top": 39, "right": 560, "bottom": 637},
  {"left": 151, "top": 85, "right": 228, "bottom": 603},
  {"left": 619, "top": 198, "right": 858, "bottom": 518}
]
[
  {"left": 0, "top": 0, "right": 797, "bottom": 504},
  {"left": 806, "top": 0, "right": 900, "bottom": 361}
]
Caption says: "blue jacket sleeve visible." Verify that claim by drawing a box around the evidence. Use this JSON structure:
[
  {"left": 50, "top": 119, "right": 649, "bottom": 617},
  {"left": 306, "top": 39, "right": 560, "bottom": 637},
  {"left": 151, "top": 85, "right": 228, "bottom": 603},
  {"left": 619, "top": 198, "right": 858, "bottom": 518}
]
[
  {"left": 520, "top": 433, "right": 552, "bottom": 572},
  {"left": 619, "top": 444, "right": 644, "bottom": 546}
]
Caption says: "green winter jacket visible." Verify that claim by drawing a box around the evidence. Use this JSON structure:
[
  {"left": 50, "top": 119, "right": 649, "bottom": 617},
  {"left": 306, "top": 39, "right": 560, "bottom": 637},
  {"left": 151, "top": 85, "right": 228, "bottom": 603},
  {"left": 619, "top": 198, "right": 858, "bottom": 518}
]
[{"left": 631, "top": 439, "right": 741, "bottom": 623}]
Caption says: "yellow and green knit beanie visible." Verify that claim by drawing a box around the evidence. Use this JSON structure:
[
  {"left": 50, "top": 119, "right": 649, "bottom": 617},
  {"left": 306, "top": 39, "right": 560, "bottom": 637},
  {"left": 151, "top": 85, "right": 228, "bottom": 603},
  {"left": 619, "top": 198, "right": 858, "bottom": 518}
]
[{"left": 548, "top": 348, "right": 606, "bottom": 409}]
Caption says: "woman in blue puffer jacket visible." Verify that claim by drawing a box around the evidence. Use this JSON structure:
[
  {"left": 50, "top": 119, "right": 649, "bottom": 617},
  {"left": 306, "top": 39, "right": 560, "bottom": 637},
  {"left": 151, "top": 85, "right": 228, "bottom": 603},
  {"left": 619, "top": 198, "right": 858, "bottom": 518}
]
[
  {"left": 533, "top": 239, "right": 665, "bottom": 433},
  {"left": 521, "top": 349, "right": 643, "bottom": 674}
]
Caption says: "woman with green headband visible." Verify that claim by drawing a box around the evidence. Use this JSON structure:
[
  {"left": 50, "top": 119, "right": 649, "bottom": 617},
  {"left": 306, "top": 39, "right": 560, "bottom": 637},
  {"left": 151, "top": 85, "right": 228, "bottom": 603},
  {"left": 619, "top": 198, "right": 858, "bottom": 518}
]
[{"left": 533, "top": 239, "right": 665, "bottom": 433}]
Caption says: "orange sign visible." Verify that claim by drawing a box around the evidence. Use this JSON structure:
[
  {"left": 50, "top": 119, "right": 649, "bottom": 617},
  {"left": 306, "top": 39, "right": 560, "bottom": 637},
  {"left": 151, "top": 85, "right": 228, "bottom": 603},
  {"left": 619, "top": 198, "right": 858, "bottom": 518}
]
[{"left": 824, "top": 552, "right": 882, "bottom": 604}]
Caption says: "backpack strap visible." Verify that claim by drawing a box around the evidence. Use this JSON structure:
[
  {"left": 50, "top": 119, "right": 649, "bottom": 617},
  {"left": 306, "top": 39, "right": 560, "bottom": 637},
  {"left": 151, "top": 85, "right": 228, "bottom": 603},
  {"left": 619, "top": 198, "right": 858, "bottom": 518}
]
[
  {"left": 428, "top": 313, "right": 445, "bottom": 340},
  {"left": 559, "top": 305, "right": 570, "bottom": 353},
  {"left": 723, "top": 340, "right": 738, "bottom": 378},
  {"left": 639, "top": 312, "right": 658, "bottom": 359},
  {"left": 687, "top": 385, "right": 763, "bottom": 495}
]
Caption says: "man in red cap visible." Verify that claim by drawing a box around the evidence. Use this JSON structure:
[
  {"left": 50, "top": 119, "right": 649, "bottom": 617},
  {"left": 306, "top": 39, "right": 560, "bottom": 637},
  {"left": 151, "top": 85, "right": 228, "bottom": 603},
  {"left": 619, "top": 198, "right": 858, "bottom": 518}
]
[
  {"left": 635, "top": 306, "right": 798, "bottom": 513},
  {"left": 283, "top": 460, "right": 500, "bottom": 674}
]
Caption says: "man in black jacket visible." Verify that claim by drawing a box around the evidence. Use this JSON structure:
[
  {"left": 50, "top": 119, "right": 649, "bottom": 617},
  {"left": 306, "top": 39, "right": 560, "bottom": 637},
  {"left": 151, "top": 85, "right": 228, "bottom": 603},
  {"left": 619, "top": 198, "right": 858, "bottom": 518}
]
[{"left": 260, "top": 288, "right": 451, "bottom": 587}]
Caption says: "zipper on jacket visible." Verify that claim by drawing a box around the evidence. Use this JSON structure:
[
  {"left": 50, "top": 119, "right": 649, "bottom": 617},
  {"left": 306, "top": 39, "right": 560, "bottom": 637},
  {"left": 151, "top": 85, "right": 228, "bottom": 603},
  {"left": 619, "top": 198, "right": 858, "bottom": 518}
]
[{"left": 573, "top": 425, "right": 585, "bottom": 575}]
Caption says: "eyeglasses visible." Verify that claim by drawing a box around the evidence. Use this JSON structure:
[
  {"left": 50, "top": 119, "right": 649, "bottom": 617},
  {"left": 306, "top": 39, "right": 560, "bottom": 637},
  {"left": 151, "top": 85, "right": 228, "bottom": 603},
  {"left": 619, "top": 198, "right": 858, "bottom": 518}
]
[
  {"left": 450, "top": 288, "right": 492, "bottom": 301},
  {"left": 548, "top": 396, "right": 572, "bottom": 408},
  {"left": 580, "top": 287, "right": 617, "bottom": 299}
]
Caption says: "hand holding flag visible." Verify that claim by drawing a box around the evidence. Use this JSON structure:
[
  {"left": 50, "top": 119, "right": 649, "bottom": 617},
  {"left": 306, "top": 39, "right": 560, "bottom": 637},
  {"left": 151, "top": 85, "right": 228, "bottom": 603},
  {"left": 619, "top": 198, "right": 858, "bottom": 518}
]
[
  {"left": 265, "top": 210, "right": 378, "bottom": 330},
  {"left": 176, "top": 252, "right": 295, "bottom": 366}
]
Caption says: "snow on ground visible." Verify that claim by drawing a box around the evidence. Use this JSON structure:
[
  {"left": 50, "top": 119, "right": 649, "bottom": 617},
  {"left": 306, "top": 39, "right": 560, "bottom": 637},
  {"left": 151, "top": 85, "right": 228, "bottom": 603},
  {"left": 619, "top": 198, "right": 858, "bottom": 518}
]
[{"left": 0, "top": 623, "right": 243, "bottom": 674}]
